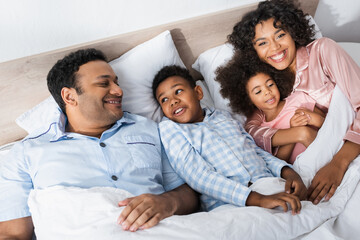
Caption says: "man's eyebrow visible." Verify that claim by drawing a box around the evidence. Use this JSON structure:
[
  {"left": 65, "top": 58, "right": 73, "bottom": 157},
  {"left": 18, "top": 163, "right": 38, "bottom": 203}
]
[
  {"left": 95, "top": 75, "right": 119, "bottom": 83},
  {"left": 96, "top": 75, "right": 113, "bottom": 80}
]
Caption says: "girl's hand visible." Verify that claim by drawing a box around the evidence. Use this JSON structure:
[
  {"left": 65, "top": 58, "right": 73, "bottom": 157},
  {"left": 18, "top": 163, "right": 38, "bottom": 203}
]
[
  {"left": 290, "top": 111, "right": 310, "bottom": 127},
  {"left": 295, "top": 108, "right": 325, "bottom": 128}
]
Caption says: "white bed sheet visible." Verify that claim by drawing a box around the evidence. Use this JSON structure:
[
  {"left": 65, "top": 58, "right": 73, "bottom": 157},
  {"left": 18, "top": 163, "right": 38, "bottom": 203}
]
[{"left": 27, "top": 86, "right": 360, "bottom": 240}]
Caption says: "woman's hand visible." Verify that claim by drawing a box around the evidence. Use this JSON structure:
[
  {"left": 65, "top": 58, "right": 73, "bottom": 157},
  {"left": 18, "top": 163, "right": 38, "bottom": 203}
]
[
  {"left": 308, "top": 141, "right": 360, "bottom": 204},
  {"left": 307, "top": 161, "right": 345, "bottom": 204}
]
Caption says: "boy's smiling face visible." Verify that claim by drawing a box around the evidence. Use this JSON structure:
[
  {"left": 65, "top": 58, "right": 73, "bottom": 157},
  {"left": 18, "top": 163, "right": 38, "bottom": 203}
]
[{"left": 156, "top": 76, "right": 204, "bottom": 123}]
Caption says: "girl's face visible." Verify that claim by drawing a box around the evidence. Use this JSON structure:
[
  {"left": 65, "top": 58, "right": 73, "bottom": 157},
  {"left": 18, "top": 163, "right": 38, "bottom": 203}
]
[
  {"left": 253, "top": 18, "right": 297, "bottom": 72},
  {"left": 246, "top": 72, "right": 280, "bottom": 113}
]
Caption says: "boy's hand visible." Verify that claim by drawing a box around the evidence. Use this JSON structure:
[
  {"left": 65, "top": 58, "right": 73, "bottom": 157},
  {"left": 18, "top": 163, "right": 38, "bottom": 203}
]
[
  {"left": 281, "top": 167, "right": 307, "bottom": 200},
  {"left": 246, "top": 191, "right": 301, "bottom": 215}
]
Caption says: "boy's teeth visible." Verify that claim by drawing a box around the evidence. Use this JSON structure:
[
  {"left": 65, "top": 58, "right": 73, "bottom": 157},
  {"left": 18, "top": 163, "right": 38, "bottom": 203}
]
[{"left": 175, "top": 108, "right": 183, "bottom": 114}]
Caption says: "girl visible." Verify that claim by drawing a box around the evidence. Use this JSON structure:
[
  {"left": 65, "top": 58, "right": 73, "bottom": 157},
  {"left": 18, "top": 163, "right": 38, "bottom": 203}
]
[
  {"left": 226, "top": 0, "right": 360, "bottom": 204},
  {"left": 216, "top": 54, "right": 325, "bottom": 164}
]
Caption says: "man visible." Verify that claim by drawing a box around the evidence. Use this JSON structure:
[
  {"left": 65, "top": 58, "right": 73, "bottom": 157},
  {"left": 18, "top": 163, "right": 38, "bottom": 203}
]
[{"left": 0, "top": 48, "right": 199, "bottom": 239}]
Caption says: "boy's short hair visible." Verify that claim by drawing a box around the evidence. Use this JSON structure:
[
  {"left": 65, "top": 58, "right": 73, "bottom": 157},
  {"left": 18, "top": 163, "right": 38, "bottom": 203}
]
[{"left": 152, "top": 65, "right": 196, "bottom": 100}]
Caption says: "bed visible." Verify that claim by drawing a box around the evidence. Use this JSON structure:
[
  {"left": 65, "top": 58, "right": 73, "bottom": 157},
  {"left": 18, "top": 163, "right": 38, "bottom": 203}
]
[{"left": 1, "top": 1, "right": 360, "bottom": 239}]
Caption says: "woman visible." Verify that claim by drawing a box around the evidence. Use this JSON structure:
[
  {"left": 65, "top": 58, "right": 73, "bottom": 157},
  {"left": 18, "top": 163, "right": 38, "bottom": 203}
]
[{"left": 227, "top": 0, "right": 360, "bottom": 205}]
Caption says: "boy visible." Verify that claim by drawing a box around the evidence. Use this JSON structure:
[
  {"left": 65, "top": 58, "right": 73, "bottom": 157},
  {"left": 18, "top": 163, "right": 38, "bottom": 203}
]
[{"left": 152, "top": 65, "right": 306, "bottom": 213}]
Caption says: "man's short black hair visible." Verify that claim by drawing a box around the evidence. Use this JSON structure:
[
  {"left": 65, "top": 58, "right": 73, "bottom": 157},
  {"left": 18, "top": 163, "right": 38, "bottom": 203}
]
[{"left": 47, "top": 48, "right": 107, "bottom": 114}]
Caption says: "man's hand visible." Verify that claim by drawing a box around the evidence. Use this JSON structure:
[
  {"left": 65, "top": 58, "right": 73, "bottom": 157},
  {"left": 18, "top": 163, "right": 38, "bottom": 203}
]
[
  {"left": 117, "top": 193, "right": 175, "bottom": 232},
  {"left": 117, "top": 184, "right": 199, "bottom": 232}
]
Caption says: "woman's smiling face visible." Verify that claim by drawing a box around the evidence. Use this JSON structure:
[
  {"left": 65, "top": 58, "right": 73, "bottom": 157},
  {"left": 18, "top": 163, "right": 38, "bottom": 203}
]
[{"left": 253, "top": 18, "right": 297, "bottom": 72}]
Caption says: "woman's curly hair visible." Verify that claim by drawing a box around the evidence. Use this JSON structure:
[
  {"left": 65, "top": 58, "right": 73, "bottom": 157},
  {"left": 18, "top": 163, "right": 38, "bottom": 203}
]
[
  {"left": 215, "top": 51, "right": 294, "bottom": 117},
  {"left": 228, "top": 0, "right": 315, "bottom": 53}
]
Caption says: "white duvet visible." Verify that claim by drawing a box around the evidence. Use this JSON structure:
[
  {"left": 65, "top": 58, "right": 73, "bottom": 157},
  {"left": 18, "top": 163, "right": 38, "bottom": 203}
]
[{"left": 28, "top": 86, "right": 360, "bottom": 240}]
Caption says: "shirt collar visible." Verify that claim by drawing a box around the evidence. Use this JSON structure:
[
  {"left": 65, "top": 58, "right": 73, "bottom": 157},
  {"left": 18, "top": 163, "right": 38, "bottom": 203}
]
[
  {"left": 50, "top": 111, "right": 135, "bottom": 142},
  {"left": 296, "top": 46, "right": 310, "bottom": 72},
  {"left": 203, "top": 107, "right": 216, "bottom": 121},
  {"left": 161, "top": 107, "right": 214, "bottom": 123}
]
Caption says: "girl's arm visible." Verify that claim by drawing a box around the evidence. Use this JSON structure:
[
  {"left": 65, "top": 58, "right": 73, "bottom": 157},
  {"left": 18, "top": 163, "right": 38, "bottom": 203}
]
[
  {"left": 246, "top": 110, "right": 318, "bottom": 153},
  {"left": 276, "top": 143, "right": 295, "bottom": 161},
  {"left": 271, "top": 126, "right": 318, "bottom": 148}
]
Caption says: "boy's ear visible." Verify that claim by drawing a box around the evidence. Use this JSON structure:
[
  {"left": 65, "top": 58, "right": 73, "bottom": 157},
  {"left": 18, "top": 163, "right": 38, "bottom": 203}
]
[
  {"left": 61, "top": 87, "right": 78, "bottom": 107},
  {"left": 194, "top": 85, "right": 204, "bottom": 101}
]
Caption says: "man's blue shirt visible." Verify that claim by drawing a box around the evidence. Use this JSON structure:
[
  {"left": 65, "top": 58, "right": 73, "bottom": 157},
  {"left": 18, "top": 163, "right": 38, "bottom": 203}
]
[{"left": 0, "top": 112, "right": 184, "bottom": 221}]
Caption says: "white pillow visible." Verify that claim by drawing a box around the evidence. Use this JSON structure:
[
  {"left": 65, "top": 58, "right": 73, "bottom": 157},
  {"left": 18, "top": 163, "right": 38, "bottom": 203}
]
[
  {"left": 192, "top": 43, "right": 246, "bottom": 125},
  {"left": 16, "top": 30, "right": 186, "bottom": 133},
  {"left": 15, "top": 96, "right": 61, "bottom": 134},
  {"left": 109, "top": 30, "right": 186, "bottom": 122}
]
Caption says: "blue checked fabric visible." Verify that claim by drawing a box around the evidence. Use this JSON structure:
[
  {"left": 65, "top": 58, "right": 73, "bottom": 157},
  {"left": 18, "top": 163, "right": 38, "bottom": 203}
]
[{"left": 159, "top": 108, "right": 290, "bottom": 211}]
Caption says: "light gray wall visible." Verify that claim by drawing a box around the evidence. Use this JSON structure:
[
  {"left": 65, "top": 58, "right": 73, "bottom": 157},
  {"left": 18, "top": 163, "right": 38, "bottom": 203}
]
[
  {"left": 314, "top": 0, "right": 360, "bottom": 43},
  {"left": 0, "top": 0, "right": 261, "bottom": 63}
]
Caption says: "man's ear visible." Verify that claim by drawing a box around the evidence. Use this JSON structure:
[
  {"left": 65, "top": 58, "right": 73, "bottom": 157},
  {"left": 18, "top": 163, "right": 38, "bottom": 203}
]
[
  {"left": 195, "top": 84, "right": 204, "bottom": 101},
  {"left": 61, "top": 87, "right": 78, "bottom": 107}
]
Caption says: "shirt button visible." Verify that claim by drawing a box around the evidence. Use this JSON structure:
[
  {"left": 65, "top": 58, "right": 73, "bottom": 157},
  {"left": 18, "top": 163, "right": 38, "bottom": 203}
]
[
  {"left": 100, "top": 142, "right": 106, "bottom": 147},
  {"left": 111, "top": 175, "right": 118, "bottom": 181}
]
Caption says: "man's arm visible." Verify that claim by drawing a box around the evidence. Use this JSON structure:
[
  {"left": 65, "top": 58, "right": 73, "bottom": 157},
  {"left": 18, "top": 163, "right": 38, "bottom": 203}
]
[
  {"left": 117, "top": 184, "right": 199, "bottom": 232},
  {"left": 0, "top": 217, "right": 34, "bottom": 240}
]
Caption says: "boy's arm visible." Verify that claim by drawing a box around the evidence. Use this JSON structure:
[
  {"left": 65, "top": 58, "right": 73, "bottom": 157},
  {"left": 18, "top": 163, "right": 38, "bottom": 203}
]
[
  {"left": 159, "top": 122, "right": 252, "bottom": 208},
  {"left": 280, "top": 166, "right": 307, "bottom": 200},
  {"left": 246, "top": 191, "right": 301, "bottom": 215}
]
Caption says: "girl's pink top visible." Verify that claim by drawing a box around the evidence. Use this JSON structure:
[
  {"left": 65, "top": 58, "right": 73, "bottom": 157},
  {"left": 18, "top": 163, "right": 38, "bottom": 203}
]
[
  {"left": 245, "top": 37, "right": 360, "bottom": 152},
  {"left": 260, "top": 91, "right": 316, "bottom": 163}
]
